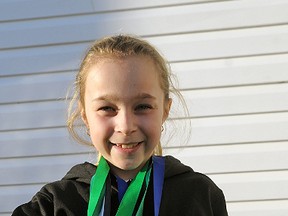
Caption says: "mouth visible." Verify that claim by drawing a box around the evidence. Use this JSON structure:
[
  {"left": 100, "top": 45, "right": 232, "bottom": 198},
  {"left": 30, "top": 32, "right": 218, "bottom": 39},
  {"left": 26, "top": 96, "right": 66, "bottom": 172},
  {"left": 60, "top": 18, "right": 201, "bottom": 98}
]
[{"left": 109, "top": 141, "right": 143, "bottom": 149}]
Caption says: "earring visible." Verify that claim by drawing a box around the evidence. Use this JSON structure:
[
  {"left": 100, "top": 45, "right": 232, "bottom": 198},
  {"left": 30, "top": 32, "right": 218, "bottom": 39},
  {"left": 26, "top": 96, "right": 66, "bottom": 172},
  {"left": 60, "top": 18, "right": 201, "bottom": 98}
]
[
  {"left": 161, "top": 125, "right": 164, "bottom": 132},
  {"left": 86, "top": 128, "right": 90, "bottom": 136}
]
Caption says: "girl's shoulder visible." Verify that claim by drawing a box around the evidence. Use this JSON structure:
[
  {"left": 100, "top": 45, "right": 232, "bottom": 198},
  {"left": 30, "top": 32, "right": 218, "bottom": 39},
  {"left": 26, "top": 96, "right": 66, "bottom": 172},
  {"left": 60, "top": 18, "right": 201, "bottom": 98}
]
[
  {"left": 162, "top": 156, "right": 228, "bottom": 216},
  {"left": 62, "top": 162, "right": 96, "bottom": 183},
  {"left": 164, "top": 155, "right": 223, "bottom": 194},
  {"left": 12, "top": 162, "right": 96, "bottom": 216}
]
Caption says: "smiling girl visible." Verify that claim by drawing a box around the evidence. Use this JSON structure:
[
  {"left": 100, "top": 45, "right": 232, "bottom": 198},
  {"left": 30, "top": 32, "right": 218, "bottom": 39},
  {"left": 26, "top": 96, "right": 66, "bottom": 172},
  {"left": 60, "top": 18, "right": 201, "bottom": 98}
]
[{"left": 13, "top": 35, "right": 228, "bottom": 216}]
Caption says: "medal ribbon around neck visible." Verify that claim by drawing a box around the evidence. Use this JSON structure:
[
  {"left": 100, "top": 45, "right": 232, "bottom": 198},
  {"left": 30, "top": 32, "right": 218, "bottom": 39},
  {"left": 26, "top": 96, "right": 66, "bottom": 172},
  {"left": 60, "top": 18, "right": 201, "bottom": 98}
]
[
  {"left": 88, "top": 156, "right": 150, "bottom": 216},
  {"left": 88, "top": 156, "right": 165, "bottom": 216}
]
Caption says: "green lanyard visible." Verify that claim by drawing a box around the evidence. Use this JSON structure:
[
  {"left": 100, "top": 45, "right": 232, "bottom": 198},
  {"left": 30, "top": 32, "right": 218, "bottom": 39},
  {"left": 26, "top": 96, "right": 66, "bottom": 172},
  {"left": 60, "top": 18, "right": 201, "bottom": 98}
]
[
  {"left": 87, "top": 157, "right": 109, "bottom": 216},
  {"left": 88, "top": 157, "right": 151, "bottom": 216}
]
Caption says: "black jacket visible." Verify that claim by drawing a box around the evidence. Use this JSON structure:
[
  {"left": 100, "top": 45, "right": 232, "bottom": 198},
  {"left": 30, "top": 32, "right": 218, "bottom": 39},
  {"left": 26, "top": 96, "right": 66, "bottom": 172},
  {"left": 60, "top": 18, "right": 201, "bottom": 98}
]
[{"left": 12, "top": 156, "right": 228, "bottom": 216}]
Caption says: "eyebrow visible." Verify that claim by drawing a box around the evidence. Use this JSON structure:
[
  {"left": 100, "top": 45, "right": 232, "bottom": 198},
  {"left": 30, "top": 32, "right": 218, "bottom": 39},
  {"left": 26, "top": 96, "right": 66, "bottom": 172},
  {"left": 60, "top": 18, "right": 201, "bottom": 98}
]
[{"left": 92, "top": 93, "right": 156, "bottom": 102}]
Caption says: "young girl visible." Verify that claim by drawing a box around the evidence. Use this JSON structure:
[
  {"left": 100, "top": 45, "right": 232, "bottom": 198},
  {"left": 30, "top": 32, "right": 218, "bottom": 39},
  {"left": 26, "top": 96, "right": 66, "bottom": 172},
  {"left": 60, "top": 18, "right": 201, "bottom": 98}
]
[{"left": 13, "top": 35, "right": 228, "bottom": 216}]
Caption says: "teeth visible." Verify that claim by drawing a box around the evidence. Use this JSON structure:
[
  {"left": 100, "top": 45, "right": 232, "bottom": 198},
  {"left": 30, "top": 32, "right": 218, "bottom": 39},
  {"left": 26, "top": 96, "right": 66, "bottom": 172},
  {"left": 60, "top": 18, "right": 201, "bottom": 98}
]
[
  {"left": 121, "top": 143, "right": 139, "bottom": 149},
  {"left": 113, "top": 142, "right": 141, "bottom": 149}
]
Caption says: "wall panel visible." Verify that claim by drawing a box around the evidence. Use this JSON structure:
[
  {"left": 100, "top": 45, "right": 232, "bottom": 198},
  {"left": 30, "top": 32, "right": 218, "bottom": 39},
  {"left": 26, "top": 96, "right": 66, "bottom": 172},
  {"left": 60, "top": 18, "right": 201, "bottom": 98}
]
[
  {"left": 164, "top": 142, "right": 288, "bottom": 173},
  {"left": 1, "top": 0, "right": 288, "bottom": 49},
  {"left": 172, "top": 54, "right": 288, "bottom": 89},
  {"left": 0, "top": 72, "right": 74, "bottom": 104},
  {"left": 0, "top": 128, "right": 92, "bottom": 158},
  {"left": 227, "top": 200, "right": 288, "bottom": 216},
  {"left": 2, "top": 25, "right": 288, "bottom": 76}
]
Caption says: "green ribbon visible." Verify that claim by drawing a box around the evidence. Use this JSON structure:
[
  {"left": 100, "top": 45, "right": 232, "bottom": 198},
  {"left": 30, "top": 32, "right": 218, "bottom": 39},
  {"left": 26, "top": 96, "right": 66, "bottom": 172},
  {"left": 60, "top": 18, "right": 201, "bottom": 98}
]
[
  {"left": 87, "top": 157, "right": 109, "bottom": 216},
  {"left": 88, "top": 157, "right": 151, "bottom": 216}
]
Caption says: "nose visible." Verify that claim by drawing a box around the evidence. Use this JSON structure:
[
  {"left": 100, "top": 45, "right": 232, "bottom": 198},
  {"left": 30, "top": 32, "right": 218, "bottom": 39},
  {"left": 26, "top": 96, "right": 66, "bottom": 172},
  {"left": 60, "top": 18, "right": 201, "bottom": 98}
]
[{"left": 114, "top": 110, "right": 137, "bottom": 136}]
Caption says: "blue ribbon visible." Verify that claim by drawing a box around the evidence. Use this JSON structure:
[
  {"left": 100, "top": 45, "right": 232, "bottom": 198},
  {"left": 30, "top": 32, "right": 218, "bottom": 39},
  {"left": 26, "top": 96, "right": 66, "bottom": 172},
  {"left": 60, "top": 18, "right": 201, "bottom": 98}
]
[
  {"left": 152, "top": 156, "right": 165, "bottom": 216},
  {"left": 116, "top": 176, "right": 129, "bottom": 202}
]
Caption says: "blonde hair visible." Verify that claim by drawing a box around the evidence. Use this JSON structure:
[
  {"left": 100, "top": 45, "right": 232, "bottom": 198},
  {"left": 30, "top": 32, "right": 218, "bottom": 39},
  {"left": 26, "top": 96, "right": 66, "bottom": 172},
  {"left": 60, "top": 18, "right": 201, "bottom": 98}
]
[{"left": 67, "top": 34, "right": 188, "bottom": 158}]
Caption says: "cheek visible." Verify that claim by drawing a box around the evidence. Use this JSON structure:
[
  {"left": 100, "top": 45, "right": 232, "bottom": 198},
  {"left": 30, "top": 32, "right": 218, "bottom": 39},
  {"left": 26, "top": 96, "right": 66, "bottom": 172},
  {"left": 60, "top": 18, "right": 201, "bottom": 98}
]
[
  {"left": 141, "top": 116, "right": 162, "bottom": 140},
  {"left": 89, "top": 127, "right": 111, "bottom": 154},
  {"left": 88, "top": 117, "right": 113, "bottom": 141}
]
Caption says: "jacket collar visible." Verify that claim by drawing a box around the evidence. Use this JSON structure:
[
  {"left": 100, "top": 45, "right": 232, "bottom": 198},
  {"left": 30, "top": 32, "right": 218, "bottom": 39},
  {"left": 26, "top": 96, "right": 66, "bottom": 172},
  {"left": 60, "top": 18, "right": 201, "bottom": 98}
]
[{"left": 62, "top": 155, "right": 193, "bottom": 184}]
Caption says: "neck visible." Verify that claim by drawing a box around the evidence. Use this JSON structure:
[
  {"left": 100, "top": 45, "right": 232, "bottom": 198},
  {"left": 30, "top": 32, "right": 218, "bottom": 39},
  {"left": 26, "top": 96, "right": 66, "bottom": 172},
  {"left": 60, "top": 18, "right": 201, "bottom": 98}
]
[{"left": 108, "top": 160, "right": 150, "bottom": 181}]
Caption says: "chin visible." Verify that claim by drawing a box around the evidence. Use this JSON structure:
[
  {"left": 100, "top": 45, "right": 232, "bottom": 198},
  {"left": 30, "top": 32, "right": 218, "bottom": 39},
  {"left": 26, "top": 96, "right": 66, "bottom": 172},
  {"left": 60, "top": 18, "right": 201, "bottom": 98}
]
[{"left": 118, "top": 161, "right": 141, "bottom": 171}]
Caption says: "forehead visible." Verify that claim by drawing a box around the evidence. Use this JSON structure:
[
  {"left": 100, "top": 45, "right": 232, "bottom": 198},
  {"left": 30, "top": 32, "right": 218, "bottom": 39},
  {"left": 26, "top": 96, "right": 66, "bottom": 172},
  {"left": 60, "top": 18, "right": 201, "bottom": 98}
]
[
  {"left": 84, "top": 56, "right": 164, "bottom": 100},
  {"left": 87, "top": 55, "right": 158, "bottom": 80}
]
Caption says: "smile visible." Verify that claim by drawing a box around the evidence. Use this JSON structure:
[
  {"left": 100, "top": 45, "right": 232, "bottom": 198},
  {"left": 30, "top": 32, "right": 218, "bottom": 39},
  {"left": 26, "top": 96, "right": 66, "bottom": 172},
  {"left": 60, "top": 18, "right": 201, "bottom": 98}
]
[{"left": 109, "top": 141, "right": 143, "bottom": 149}]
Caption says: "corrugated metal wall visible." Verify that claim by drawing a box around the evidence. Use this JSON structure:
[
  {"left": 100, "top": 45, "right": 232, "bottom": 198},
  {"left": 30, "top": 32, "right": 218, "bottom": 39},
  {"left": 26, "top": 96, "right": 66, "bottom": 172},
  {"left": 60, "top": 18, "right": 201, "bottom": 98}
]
[{"left": 1, "top": 0, "right": 288, "bottom": 215}]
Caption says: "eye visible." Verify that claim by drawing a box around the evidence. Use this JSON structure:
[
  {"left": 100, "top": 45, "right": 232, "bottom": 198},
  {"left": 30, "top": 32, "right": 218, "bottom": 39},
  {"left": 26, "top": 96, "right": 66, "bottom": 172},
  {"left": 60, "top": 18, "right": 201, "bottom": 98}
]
[
  {"left": 98, "top": 106, "right": 116, "bottom": 112},
  {"left": 135, "top": 104, "right": 153, "bottom": 111}
]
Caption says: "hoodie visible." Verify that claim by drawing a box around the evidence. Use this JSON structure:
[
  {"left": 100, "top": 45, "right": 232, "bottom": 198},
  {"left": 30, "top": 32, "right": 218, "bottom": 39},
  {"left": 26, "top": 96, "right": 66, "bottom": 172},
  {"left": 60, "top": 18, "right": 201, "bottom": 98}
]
[{"left": 12, "top": 156, "right": 228, "bottom": 216}]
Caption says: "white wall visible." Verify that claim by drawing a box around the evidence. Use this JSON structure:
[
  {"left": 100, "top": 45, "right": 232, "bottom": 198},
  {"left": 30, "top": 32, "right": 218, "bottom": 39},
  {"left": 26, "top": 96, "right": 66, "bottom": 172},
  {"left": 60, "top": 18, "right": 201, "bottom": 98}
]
[{"left": 1, "top": 0, "right": 288, "bottom": 215}]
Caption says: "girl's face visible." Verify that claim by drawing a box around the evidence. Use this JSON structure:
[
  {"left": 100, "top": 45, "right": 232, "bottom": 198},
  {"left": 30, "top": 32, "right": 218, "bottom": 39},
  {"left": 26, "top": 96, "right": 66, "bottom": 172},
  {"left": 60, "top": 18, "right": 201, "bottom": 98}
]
[{"left": 82, "top": 56, "right": 171, "bottom": 180}]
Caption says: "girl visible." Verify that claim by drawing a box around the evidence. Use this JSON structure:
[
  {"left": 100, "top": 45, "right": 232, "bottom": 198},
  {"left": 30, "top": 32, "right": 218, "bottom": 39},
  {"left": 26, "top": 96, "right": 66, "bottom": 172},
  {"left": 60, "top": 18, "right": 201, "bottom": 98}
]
[{"left": 13, "top": 35, "right": 228, "bottom": 216}]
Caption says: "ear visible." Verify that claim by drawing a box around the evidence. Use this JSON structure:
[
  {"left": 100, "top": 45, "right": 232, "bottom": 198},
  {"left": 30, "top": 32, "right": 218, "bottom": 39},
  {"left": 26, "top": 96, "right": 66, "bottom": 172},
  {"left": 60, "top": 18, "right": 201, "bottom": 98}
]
[
  {"left": 79, "top": 102, "right": 89, "bottom": 128},
  {"left": 162, "top": 98, "right": 172, "bottom": 122}
]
